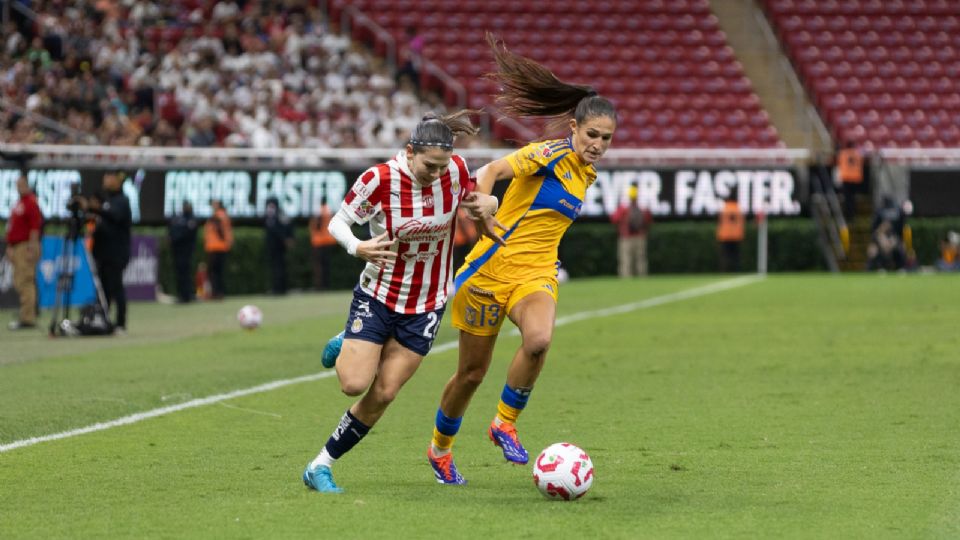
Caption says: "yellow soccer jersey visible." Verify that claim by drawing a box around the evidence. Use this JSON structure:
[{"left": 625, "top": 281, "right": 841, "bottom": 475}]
[{"left": 456, "top": 138, "right": 596, "bottom": 286}]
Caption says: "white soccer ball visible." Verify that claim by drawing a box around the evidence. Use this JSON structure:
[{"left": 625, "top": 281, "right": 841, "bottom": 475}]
[
  {"left": 532, "top": 442, "right": 594, "bottom": 501},
  {"left": 237, "top": 304, "right": 263, "bottom": 330}
]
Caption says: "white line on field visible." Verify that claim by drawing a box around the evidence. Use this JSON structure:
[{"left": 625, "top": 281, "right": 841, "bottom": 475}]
[
  {"left": 0, "top": 373, "right": 336, "bottom": 453},
  {"left": 510, "top": 273, "right": 764, "bottom": 335},
  {"left": 218, "top": 402, "right": 283, "bottom": 418},
  {"left": 0, "top": 275, "right": 761, "bottom": 453}
]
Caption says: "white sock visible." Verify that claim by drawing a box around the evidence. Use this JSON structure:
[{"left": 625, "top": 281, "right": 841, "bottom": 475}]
[
  {"left": 493, "top": 416, "right": 505, "bottom": 427},
  {"left": 310, "top": 447, "right": 336, "bottom": 469},
  {"left": 431, "top": 444, "right": 451, "bottom": 457}
]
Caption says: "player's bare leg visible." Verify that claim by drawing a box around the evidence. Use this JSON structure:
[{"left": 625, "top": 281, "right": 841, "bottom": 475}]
[
  {"left": 504, "top": 291, "right": 556, "bottom": 390},
  {"left": 488, "top": 291, "right": 557, "bottom": 464},
  {"left": 335, "top": 339, "right": 384, "bottom": 396},
  {"left": 351, "top": 338, "right": 424, "bottom": 426},
  {"left": 439, "top": 331, "right": 499, "bottom": 418},
  {"left": 306, "top": 339, "right": 422, "bottom": 493},
  {"left": 429, "top": 331, "right": 498, "bottom": 484}
]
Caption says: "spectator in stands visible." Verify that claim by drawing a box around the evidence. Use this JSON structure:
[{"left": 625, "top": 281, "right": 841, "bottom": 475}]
[
  {"left": 937, "top": 231, "right": 960, "bottom": 272},
  {"left": 836, "top": 140, "right": 864, "bottom": 220},
  {"left": 89, "top": 170, "right": 133, "bottom": 334},
  {"left": 610, "top": 185, "right": 653, "bottom": 277},
  {"left": 204, "top": 199, "right": 232, "bottom": 299},
  {"left": 168, "top": 201, "right": 198, "bottom": 303},
  {"left": 716, "top": 193, "right": 745, "bottom": 273},
  {"left": 0, "top": 2, "right": 438, "bottom": 149},
  {"left": 264, "top": 196, "right": 293, "bottom": 295},
  {"left": 308, "top": 197, "right": 336, "bottom": 290},
  {"left": 5, "top": 172, "right": 43, "bottom": 330},
  {"left": 866, "top": 197, "right": 906, "bottom": 271}
]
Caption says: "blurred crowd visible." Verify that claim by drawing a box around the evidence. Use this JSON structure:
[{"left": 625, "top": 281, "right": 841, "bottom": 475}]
[{"left": 1, "top": 0, "right": 448, "bottom": 148}]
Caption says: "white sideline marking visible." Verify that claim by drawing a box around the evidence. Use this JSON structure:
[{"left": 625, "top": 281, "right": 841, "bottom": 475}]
[
  {"left": 0, "top": 275, "right": 760, "bottom": 453},
  {"left": 0, "top": 373, "right": 336, "bottom": 453},
  {"left": 218, "top": 402, "right": 283, "bottom": 418},
  {"left": 510, "top": 273, "right": 765, "bottom": 335}
]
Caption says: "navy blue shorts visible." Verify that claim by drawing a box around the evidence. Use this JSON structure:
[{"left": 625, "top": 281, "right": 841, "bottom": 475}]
[{"left": 341, "top": 287, "right": 445, "bottom": 356}]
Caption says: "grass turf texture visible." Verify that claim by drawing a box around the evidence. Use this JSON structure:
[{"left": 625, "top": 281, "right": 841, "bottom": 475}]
[{"left": 1, "top": 275, "right": 958, "bottom": 539}]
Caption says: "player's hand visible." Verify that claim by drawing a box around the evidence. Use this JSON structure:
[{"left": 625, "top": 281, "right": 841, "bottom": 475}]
[
  {"left": 474, "top": 215, "right": 507, "bottom": 246},
  {"left": 461, "top": 193, "right": 498, "bottom": 220},
  {"left": 356, "top": 231, "right": 396, "bottom": 267}
]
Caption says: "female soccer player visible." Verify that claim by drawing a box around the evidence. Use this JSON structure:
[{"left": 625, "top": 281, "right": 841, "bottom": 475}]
[
  {"left": 302, "top": 111, "right": 499, "bottom": 493},
  {"left": 426, "top": 35, "right": 618, "bottom": 484}
]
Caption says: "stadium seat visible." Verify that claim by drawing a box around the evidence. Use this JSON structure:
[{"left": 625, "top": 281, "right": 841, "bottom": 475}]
[
  {"left": 765, "top": 0, "right": 960, "bottom": 148},
  {"left": 332, "top": 0, "right": 787, "bottom": 147}
]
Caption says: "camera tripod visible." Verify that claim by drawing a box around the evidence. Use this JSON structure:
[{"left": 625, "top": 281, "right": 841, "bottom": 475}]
[{"left": 48, "top": 213, "right": 112, "bottom": 337}]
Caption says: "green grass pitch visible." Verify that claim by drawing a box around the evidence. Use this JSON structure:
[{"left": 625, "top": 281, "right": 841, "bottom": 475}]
[{"left": 1, "top": 274, "right": 958, "bottom": 539}]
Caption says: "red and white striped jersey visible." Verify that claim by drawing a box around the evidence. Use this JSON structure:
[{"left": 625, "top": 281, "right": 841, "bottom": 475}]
[{"left": 339, "top": 151, "right": 473, "bottom": 314}]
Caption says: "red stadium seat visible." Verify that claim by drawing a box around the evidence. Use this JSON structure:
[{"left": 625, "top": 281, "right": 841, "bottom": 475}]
[
  {"left": 944, "top": 93, "right": 960, "bottom": 109},
  {"left": 860, "top": 109, "right": 881, "bottom": 128},
  {"left": 765, "top": 0, "right": 960, "bottom": 146},
  {"left": 873, "top": 93, "right": 896, "bottom": 110},
  {"left": 935, "top": 47, "right": 957, "bottom": 63},
  {"left": 839, "top": 78, "right": 863, "bottom": 94},
  {"left": 333, "top": 0, "right": 788, "bottom": 147},
  {"left": 862, "top": 77, "right": 885, "bottom": 94},
  {"left": 867, "top": 125, "right": 891, "bottom": 142},
  {"left": 834, "top": 30, "right": 857, "bottom": 47},
  {"left": 933, "top": 76, "right": 955, "bottom": 93},
  {"left": 812, "top": 76, "right": 839, "bottom": 94}
]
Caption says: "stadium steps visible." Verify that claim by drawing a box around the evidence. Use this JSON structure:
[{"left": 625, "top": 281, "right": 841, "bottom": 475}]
[{"left": 710, "top": 0, "right": 830, "bottom": 152}]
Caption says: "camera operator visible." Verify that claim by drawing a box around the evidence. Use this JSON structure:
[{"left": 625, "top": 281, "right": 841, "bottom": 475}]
[{"left": 88, "top": 170, "right": 132, "bottom": 334}]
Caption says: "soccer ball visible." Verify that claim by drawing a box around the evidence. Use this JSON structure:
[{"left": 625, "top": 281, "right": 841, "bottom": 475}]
[
  {"left": 532, "top": 442, "right": 594, "bottom": 501},
  {"left": 237, "top": 305, "right": 263, "bottom": 330}
]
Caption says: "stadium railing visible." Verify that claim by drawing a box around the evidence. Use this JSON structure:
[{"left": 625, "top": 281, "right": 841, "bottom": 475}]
[
  {"left": 809, "top": 162, "right": 847, "bottom": 272},
  {"left": 0, "top": 98, "right": 98, "bottom": 145},
  {"left": 752, "top": 5, "right": 833, "bottom": 153},
  {"left": 877, "top": 148, "right": 960, "bottom": 166},
  {"left": 0, "top": 143, "right": 811, "bottom": 168}
]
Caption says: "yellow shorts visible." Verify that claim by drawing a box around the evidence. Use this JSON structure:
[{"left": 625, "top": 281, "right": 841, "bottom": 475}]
[{"left": 450, "top": 271, "right": 559, "bottom": 336}]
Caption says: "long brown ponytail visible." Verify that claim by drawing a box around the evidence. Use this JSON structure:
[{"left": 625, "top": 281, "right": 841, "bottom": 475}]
[{"left": 485, "top": 33, "right": 617, "bottom": 127}]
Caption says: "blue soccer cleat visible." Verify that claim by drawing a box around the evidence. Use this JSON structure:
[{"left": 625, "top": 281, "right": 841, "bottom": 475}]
[
  {"left": 302, "top": 463, "right": 344, "bottom": 493},
  {"left": 427, "top": 447, "right": 467, "bottom": 485},
  {"left": 321, "top": 331, "right": 344, "bottom": 368},
  {"left": 488, "top": 421, "right": 529, "bottom": 464}
]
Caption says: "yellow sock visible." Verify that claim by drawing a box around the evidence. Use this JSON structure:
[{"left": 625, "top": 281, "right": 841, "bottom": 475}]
[
  {"left": 496, "top": 401, "right": 521, "bottom": 424},
  {"left": 432, "top": 427, "right": 455, "bottom": 451}
]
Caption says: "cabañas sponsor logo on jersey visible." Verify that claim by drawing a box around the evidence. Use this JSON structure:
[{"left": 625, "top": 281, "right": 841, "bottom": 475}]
[{"left": 395, "top": 218, "right": 449, "bottom": 242}]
